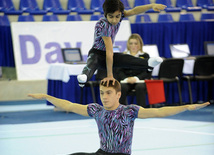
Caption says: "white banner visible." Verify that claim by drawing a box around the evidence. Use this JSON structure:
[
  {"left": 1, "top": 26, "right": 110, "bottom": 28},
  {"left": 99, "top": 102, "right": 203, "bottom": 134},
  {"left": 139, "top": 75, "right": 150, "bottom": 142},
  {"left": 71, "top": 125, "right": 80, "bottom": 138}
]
[{"left": 11, "top": 21, "right": 131, "bottom": 81}]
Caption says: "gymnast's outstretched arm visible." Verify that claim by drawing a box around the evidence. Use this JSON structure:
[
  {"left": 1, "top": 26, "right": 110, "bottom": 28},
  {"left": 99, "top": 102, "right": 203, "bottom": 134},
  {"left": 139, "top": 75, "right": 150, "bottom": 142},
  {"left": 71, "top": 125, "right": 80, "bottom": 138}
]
[
  {"left": 137, "top": 102, "right": 210, "bottom": 119},
  {"left": 124, "top": 3, "right": 166, "bottom": 17},
  {"left": 28, "top": 94, "right": 89, "bottom": 116}
]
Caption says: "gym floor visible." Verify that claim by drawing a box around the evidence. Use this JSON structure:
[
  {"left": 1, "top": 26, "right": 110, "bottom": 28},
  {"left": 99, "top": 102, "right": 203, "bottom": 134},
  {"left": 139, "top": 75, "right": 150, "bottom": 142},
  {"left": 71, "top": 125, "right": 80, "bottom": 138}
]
[{"left": 0, "top": 100, "right": 214, "bottom": 155}]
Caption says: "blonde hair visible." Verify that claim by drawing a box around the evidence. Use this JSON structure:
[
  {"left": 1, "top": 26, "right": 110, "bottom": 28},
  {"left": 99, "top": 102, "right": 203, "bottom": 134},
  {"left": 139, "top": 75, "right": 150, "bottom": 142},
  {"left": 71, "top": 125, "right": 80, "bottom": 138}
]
[{"left": 126, "top": 33, "right": 144, "bottom": 53}]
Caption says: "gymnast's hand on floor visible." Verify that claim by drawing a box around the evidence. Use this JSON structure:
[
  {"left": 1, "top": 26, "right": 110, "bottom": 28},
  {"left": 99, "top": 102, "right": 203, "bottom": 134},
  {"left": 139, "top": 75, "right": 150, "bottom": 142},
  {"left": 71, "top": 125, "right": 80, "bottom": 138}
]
[{"left": 101, "top": 76, "right": 115, "bottom": 87}]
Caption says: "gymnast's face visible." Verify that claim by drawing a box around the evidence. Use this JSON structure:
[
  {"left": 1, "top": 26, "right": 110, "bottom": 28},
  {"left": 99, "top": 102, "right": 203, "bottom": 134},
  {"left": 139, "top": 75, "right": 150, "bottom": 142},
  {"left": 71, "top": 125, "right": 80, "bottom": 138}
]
[
  {"left": 100, "top": 85, "right": 121, "bottom": 110},
  {"left": 106, "top": 10, "right": 122, "bottom": 25}
]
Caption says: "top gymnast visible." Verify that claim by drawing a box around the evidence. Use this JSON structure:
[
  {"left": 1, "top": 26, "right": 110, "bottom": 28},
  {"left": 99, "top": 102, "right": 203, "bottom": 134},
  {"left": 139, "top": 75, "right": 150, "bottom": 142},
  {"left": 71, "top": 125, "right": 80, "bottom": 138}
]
[{"left": 77, "top": 0, "right": 166, "bottom": 87}]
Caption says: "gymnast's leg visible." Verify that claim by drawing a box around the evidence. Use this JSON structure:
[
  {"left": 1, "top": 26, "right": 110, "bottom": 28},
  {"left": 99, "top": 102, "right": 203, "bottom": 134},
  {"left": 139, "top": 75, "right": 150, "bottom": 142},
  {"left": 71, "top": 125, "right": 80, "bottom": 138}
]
[
  {"left": 113, "top": 53, "right": 162, "bottom": 70},
  {"left": 77, "top": 52, "right": 98, "bottom": 87},
  {"left": 77, "top": 49, "right": 106, "bottom": 87},
  {"left": 77, "top": 50, "right": 162, "bottom": 87}
]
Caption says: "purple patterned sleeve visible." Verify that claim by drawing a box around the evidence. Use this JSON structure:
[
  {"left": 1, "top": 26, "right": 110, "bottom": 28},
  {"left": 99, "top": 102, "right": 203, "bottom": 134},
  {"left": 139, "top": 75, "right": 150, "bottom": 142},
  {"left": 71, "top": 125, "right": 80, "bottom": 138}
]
[
  {"left": 100, "top": 21, "right": 111, "bottom": 37},
  {"left": 87, "top": 103, "right": 103, "bottom": 117},
  {"left": 87, "top": 104, "right": 140, "bottom": 154},
  {"left": 92, "top": 13, "right": 124, "bottom": 51},
  {"left": 126, "top": 104, "right": 140, "bottom": 119}
]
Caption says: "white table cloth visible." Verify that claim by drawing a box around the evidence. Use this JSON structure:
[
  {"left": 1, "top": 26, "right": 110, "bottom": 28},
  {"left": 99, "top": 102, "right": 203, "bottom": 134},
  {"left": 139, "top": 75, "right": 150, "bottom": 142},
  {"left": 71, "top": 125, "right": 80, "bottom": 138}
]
[{"left": 47, "top": 64, "right": 85, "bottom": 82}]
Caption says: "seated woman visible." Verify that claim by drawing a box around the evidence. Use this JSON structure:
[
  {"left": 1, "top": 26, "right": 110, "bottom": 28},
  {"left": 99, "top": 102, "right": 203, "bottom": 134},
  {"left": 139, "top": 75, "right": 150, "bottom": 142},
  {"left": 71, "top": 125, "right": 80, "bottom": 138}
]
[{"left": 116, "top": 33, "right": 151, "bottom": 107}]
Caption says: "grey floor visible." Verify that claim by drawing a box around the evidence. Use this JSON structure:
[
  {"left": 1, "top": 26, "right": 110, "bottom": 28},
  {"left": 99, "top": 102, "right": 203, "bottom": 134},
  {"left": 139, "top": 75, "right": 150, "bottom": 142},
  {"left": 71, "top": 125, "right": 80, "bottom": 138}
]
[{"left": 0, "top": 101, "right": 214, "bottom": 155}]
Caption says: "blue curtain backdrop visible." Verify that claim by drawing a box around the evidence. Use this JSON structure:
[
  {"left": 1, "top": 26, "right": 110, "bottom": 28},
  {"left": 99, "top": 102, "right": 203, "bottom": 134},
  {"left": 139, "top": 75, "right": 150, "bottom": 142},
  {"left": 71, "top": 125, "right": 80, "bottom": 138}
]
[
  {"left": 131, "top": 21, "right": 214, "bottom": 58},
  {"left": 0, "top": 25, "right": 15, "bottom": 67}
]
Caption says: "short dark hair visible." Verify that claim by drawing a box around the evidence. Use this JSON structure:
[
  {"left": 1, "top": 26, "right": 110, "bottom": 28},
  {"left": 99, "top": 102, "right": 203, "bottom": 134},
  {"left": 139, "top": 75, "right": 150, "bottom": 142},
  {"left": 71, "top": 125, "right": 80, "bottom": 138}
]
[
  {"left": 103, "top": 0, "right": 124, "bottom": 17},
  {"left": 100, "top": 80, "right": 121, "bottom": 93}
]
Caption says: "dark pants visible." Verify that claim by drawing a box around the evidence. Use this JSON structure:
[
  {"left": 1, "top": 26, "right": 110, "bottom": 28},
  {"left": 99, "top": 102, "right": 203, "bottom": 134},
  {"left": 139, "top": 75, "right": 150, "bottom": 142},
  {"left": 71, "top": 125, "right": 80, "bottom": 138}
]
[
  {"left": 82, "top": 48, "right": 151, "bottom": 82},
  {"left": 69, "top": 148, "right": 129, "bottom": 155},
  {"left": 120, "top": 83, "right": 147, "bottom": 107}
]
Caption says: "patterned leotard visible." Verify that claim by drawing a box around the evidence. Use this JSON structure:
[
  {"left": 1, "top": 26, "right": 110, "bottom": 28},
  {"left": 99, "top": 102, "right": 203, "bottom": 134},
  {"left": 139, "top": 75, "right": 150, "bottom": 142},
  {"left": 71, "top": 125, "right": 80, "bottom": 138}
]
[
  {"left": 87, "top": 103, "right": 140, "bottom": 154},
  {"left": 92, "top": 13, "right": 124, "bottom": 51}
]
